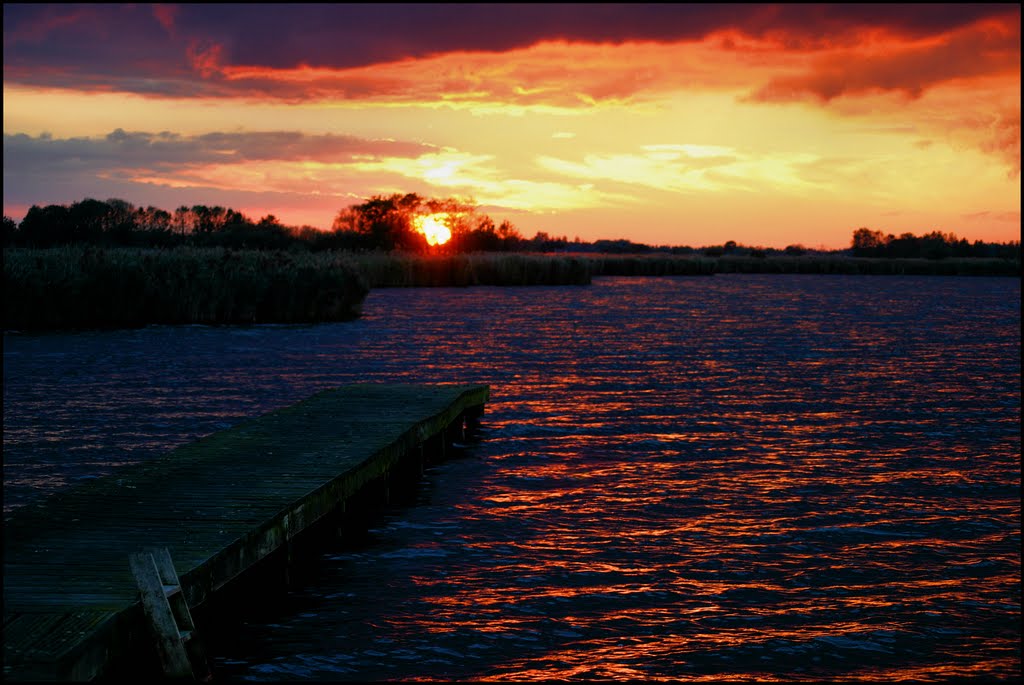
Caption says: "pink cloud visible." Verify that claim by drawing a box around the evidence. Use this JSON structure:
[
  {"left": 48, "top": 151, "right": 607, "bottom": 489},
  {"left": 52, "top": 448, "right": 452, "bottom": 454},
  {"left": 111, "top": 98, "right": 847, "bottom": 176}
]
[{"left": 150, "top": 4, "right": 178, "bottom": 36}]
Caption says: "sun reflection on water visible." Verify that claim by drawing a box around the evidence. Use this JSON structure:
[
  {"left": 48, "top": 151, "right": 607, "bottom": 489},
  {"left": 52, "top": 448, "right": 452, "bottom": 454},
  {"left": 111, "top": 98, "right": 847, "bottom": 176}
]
[{"left": 3, "top": 275, "right": 1019, "bottom": 681}]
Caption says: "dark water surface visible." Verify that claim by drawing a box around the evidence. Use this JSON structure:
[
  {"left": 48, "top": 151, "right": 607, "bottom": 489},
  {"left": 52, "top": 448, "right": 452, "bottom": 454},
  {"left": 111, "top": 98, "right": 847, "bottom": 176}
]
[{"left": 3, "top": 275, "right": 1020, "bottom": 681}]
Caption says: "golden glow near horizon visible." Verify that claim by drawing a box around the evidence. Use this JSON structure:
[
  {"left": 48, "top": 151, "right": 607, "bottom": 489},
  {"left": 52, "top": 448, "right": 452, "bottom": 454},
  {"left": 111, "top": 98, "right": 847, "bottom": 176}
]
[
  {"left": 413, "top": 213, "right": 453, "bottom": 246},
  {"left": 2, "top": 6, "right": 1019, "bottom": 248}
]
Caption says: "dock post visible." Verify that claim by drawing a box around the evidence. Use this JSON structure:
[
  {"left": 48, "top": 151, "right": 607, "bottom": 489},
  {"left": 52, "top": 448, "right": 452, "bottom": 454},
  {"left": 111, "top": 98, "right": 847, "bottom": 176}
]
[
  {"left": 448, "top": 414, "right": 466, "bottom": 444},
  {"left": 465, "top": 404, "right": 484, "bottom": 437},
  {"left": 284, "top": 538, "right": 294, "bottom": 589}
]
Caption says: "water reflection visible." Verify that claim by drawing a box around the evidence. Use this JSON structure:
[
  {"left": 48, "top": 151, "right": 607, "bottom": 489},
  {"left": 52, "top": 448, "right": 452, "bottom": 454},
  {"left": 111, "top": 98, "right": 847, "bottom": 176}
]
[{"left": 3, "top": 275, "right": 1020, "bottom": 681}]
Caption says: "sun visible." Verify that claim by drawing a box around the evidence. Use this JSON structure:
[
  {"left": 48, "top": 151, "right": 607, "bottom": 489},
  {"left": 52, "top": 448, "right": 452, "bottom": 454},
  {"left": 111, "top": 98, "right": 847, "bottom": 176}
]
[{"left": 412, "top": 213, "right": 452, "bottom": 246}]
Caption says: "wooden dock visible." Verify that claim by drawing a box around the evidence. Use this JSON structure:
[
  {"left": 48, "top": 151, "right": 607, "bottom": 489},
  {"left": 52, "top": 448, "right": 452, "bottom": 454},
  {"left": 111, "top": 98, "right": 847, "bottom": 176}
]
[{"left": 3, "top": 383, "right": 489, "bottom": 681}]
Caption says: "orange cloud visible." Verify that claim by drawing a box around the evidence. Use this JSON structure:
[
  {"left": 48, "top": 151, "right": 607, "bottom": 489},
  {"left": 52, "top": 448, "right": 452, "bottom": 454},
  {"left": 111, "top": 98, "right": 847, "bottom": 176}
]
[
  {"left": 179, "top": 39, "right": 759, "bottom": 109},
  {"left": 5, "top": 4, "right": 1017, "bottom": 109},
  {"left": 172, "top": 27, "right": 1017, "bottom": 184},
  {"left": 4, "top": 5, "right": 1018, "bottom": 246},
  {"left": 977, "top": 109, "right": 1021, "bottom": 178},
  {"left": 747, "top": 14, "right": 1020, "bottom": 102}
]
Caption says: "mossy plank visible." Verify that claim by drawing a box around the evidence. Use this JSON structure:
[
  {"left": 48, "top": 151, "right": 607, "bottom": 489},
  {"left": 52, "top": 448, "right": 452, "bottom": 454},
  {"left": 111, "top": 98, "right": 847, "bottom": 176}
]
[{"left": 3, "top": 383, "right": 488, "bottom": 681}]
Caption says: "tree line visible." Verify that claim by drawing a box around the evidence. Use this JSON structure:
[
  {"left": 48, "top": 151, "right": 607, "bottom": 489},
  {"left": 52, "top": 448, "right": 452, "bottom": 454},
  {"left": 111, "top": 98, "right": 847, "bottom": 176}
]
[
  {"left": 1, "top": 194, "right": 543, "bottom": 253},
  {"left": 2, "top": 196, "right": 1018, "bottom": 260},
  {"left": 328, "top": 193, "right": 529, "bottom": 252},
  {"left": 850, "top": 227, "right": 1018, "bottom": 260}
]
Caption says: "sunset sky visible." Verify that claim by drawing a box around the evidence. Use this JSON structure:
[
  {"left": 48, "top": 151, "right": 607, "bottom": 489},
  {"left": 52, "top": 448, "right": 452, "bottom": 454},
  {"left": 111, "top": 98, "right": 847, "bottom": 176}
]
[{"left": 3, "top": 3, "right": 1020, "bottom": 249}]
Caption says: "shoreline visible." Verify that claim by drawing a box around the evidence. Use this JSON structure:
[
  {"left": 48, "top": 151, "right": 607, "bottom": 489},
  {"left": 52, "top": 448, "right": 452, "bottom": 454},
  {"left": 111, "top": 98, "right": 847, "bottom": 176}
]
[{"left": 4, "top": 246, "right": 1019, "bottom": 332}]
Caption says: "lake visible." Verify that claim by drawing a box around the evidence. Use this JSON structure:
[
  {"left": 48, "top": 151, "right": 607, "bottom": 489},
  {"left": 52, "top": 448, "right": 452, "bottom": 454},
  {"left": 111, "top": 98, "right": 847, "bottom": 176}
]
[{"left": 3, "top": 274, "right": 1020, "bottom": 681}]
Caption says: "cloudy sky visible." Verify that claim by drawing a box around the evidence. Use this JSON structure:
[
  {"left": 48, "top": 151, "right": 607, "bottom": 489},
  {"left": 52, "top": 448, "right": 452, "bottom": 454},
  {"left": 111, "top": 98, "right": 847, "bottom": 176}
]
[{"left": 3, "top": 3, "right": 1020, "bottom": 248}]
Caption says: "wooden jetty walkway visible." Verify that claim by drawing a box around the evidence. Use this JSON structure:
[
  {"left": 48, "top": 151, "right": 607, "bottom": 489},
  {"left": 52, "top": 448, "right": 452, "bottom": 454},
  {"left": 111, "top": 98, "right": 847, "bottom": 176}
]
[{"left": 3, "top": 383, "right": 489, "bottom": 681}]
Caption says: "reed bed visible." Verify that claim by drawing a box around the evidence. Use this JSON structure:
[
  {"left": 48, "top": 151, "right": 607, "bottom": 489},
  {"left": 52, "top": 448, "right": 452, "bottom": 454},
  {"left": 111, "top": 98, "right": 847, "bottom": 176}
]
[
  {"left": 579, "top": 252, "right": 1018, "bottom": 277},
  {"left": 5, "top": 247, "right": 1016, "bottom": 331},
  {"left": 710, "top": 254, "right": 1021, "bottom": 276},
  {"left": 588, "top": 254, "right": 717, "bottom": 276},
  {"left": 4, "top": 247, "right": 369, "bottom": 331},
  {"left": 347, "top": 252, "right": 593, "bottom": 287}
]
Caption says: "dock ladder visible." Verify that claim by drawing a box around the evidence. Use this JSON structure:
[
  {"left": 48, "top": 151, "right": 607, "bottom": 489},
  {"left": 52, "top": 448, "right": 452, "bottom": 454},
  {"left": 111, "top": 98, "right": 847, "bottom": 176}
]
[{"left": 129, "top": 547, "right": 212, "bottom": 681}]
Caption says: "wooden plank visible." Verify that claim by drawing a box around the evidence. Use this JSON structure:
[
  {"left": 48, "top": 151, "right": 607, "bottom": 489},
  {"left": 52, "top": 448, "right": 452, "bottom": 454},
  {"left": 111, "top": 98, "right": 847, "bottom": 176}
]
[
  {"left": 3, "top": 614, "right": 71, "bottom": 653},
  {"left": 4, "top": 595, "right": 136, "bottom": 610},
  {"left": 3, "top": 383, "right": 488, "bottom": 681}
]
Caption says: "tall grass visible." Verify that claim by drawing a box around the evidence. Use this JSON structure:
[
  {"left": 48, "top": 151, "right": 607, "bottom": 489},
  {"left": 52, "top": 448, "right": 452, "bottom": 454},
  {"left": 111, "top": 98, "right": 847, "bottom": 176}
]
[
  {"left": 579, "top": 252, "right": 1018, "bottom": 277},
  {"left": 4, "top": 247, "right": 369, "bottom": 331},
  {"left": 347, "top": 252, "right": 593, "bottom": 287},
  {"left": 588, "top": 254, "right": 717, "bottom": 276},
  {"left": 711, "top": 254, "right": 1021, "bottom": 276},
  {"left": 5, "top": 247, "right": 1016, "bottom": 331}
]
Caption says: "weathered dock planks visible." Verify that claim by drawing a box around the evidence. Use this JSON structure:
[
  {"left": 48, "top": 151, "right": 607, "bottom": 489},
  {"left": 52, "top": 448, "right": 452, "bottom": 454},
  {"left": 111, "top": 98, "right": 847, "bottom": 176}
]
[{"left": 3, "top": 383, "right": 489, "bottom": 681}]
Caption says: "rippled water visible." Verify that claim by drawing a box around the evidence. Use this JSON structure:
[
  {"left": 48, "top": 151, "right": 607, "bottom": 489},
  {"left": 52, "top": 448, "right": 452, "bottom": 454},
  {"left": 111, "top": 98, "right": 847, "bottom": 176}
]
[{"left": 3, "top": 275, "right": 1020, "bottom": 681}]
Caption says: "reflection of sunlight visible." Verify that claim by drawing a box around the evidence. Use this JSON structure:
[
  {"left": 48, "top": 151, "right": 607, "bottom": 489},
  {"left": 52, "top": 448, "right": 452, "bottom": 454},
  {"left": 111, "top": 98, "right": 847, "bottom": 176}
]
[{"left": 5, "top": 272, "right": 1018, "bottom": 681}]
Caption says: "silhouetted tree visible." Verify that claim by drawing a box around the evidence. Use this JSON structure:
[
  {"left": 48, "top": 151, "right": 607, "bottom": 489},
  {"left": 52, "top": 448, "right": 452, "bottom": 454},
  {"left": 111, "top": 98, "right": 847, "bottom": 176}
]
[
  {"left": 134, "top": 205, "right": 172, "bottom": 232},
  {"left": 594, "top": 239, "right": 652, "bottom": 253},
  {"left": 173, "top": 206, "right": 192, "bottom": 235},
  {"left": 451, "top": 216, "right": 499, "bottom": 252},
  {"left": 67, "top": 199, "right": 110, "bottom": 243},
  {"left": 333, "top": 193, "right": 488, "bottom": 252},
  {"left": 19, "top": 204, "right": 72, "bottom": 246},
  {"left": 2, "top": 215, "right": 17, "bottom": 246},
  {"left": 333, "top": 193, "right": 423, "bottom": 251},
  {"left": 851, "top": 227, "right": 888, "bottom": 257},
  {"left": 496, "top": 220, "right": 523, "bottom": 250},
  {"left": 97, "top": 199, "right": 137, "bottom": 245},
  {"left": 887, "top": 232, "right": 919, "bottom": 258},
  {"left": 919, "top": 230, "right": 956, "bottom": 259},
  {"left": 527, "top": 231, "right": 570, "bottom": 252}
]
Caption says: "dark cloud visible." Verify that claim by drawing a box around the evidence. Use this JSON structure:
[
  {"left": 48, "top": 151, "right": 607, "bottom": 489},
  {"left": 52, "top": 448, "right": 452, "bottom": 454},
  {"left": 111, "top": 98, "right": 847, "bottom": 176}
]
[
  {"left": 3, "top": 5, "right": 191, "bottom": 87},
  {"left": 3, "top": 3, "right": 1018, "bottom": 93},
  {"left": 2, "top": 129, "right": 437, "bottom": 172},
  {"left": 1, "top": 169, "right": 343, "bottom": 226},
  {"left": 2, "top": 128, "right": 439, "bottom": 224},
  {"left": 139, "top": 4, "right": 1024, "bottom": 67}
]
